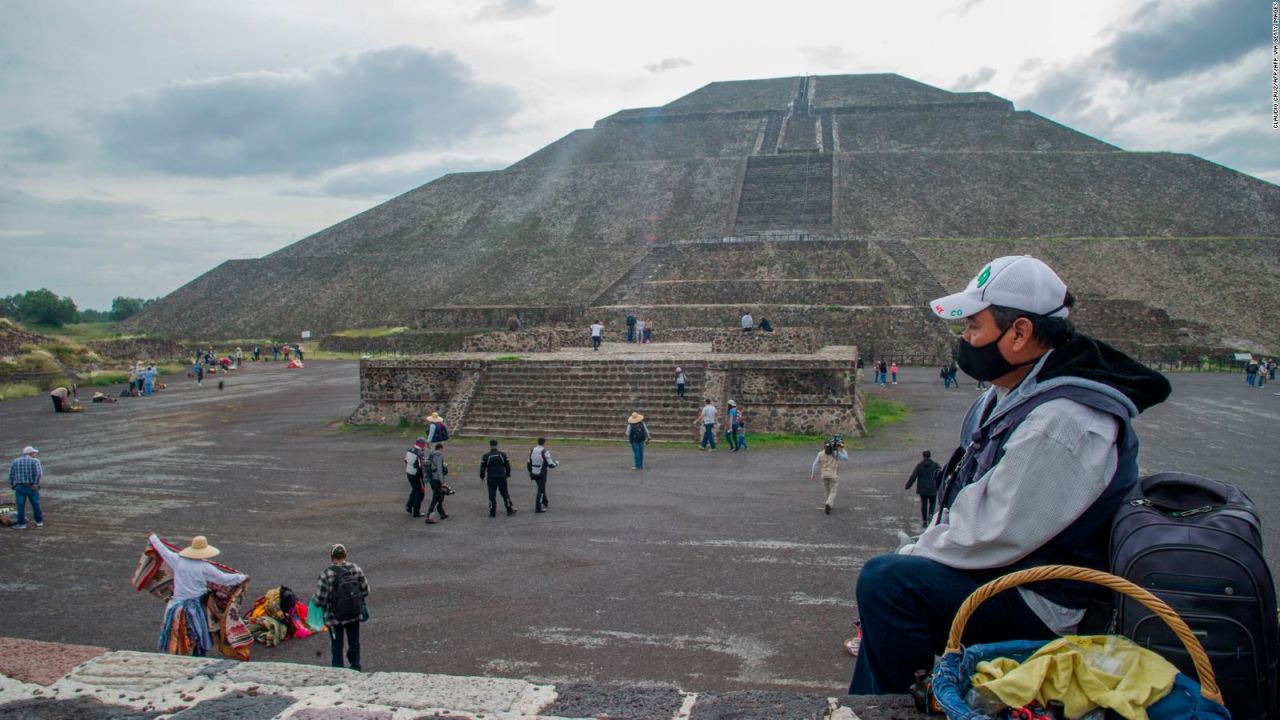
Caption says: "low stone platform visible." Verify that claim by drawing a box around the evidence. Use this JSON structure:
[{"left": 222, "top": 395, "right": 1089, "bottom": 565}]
[{"left": 0, "top": 639, "right": 921, "bottom": 719}]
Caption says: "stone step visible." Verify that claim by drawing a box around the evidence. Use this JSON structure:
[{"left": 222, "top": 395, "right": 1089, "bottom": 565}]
[
  {"left": 459, "top": 425, "right": 699, "bottom": 440},
  {"left": 474, "top": 381, "right": 704, "bottom": 393}
]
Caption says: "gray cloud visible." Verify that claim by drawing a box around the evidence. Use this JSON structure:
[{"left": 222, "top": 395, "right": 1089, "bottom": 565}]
[
  {"left": 90, "top": 45, "right": 520, "bottom": 177},
  {"left": 1019, "top": 69, "right": 1095, "bottom": 119},
  {"left": 645, "top": 57, "right": 693, "bottom": 74},
  {"left": 317, "top": 157, "right": 501, "bottom": 198},
  {"left": 473, "top": 0, "right": 552, "bottom": 21},
  {"left": 1195, "top": 129, "right": 1280, "bottom": 178},
  {"left": 3, "top": 125, "right": 75, "bottom": 164},
  {"left": 1108, "top": 0, "right": 1268, "bottom": 83},
  {"left": 952, "top": 66, "right": 996, "bottom": 91}
]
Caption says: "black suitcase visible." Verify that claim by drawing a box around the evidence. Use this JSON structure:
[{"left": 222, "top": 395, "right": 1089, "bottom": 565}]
[{"left": 1112, "top": 472, "right": 1279, "bottom": 719}]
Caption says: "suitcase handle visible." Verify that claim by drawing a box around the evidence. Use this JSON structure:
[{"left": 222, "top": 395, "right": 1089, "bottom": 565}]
[{"left": 945, "top": 564, "right": 1222, "bottom": 704}]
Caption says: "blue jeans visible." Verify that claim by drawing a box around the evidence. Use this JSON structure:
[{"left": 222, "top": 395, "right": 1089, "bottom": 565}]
[
  {"left": 631, "top": 441, "right": 645, "bottom": 469},
  {"left": 736, "top": 431, "right": 747, "bottom": 450},
  {"left": 329, "top": 621, "right": 361, "bottom": 671},
  {"left": 700, "top": 423, "right": 716, "bottom": 449},
  {"left": 14, "top": 485, "right": 42, "bottom": 526},
  {"left": 849, "top": 554, "right": 1053, "bottom": 695}
]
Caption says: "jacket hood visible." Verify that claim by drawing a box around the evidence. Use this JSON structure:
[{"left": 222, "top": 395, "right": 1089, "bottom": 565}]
[{"left": 1033, "top": 334, "right": 1171, "bottom": 413}]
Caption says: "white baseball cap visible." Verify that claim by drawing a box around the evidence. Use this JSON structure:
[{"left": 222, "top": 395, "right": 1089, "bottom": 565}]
[
  {"left": 21, "top": 446, "right": 38, "bottom": 455},
  {"left": 929, "top": 256, "right": 1069, "bottom": 320}
]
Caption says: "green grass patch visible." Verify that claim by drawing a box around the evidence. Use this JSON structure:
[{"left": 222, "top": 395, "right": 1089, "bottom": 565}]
[
  {"left": 305, "top": 350, "right": 370, "bottom": 360},
  {"left": 81, "top": 370, "right": 129, "bottom": 386},
  {"left": 740, "top": 433, "right": 828, "bottom": 447},
  {"left": 0, "top": 383, "right": 41, "bottom": 400},
  {"left": 864, "top": 396, "right": 910, "bottom": 434},
  {"left": 494, "top": 354, "right": 522, "bottom": 362},
  {"left": 31, "top": 322, "right": 131, "bottom": 341},
  {"left": 330, "top": 326, "right": 410, "bottom": 338}
]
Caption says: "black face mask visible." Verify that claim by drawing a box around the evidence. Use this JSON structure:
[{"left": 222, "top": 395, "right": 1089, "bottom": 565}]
[{"left": 956, "top": 322, "right": 1038, "bottom": 382}]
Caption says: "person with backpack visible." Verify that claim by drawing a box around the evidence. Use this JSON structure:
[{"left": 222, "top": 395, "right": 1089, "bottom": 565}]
[
  {"left": 626, "top": 313, "right": 636, "bottom": 343},
  {"left": 425, "top": 412, "right": 449, "bottom": 445},
  {"left": 626, "top": 412, "right": 650, "bottom": 469},
  {"left": 311, "top": 543, "right": 368, "bottom": 671},
  {"left": 848, "top": 255, "right": 1171, "bottom": 696},
  {"left": 527, "top": 437, "right": 558, "bottom": 512},
  {"left": 726, "top": 400, "right": 742, "bottom": 452},
  {"left": 589, "top": 320, "right": 603, "bottom": 351},
  {"left": 809, "top": 435, "right": 848, "bottom": 515},
  {"left": 424, "top": 443, "right": 449, "bottom": 524},
  {"left": 904, "top": 450, "right": 941, "bottom": 527},
  {"left": 479, "top": 440, "right": 516, "bottom": 517},
  {"left": 404, "top": 437, "right": 427, "bottom": 518}
]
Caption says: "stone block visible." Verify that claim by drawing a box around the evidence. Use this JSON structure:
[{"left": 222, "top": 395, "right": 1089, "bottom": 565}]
[
  {"left": 167, "top": 690, "right": 296, "bottom": 719},
  {"left": 0, "top": 696, "right": 162, "bottom": 719},
  {"left": 218, "top": 662, "right": 357, "bottom": 688},
  {"left": 541, "top": 682, "right": 685, "bottom": 720},
  {"left": 690, "top": 690, "right": 829, "bottom": 720},
  {"left": 344, "top": 672, "right": 534, "bottom": 713},
  {"left": 59, "top": 651, "right": 219, "bottom": 693}
]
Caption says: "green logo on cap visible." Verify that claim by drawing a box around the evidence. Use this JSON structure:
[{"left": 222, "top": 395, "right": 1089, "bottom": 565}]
[{"left": 976, "top": 264, "right": 992, "bottom": 288}]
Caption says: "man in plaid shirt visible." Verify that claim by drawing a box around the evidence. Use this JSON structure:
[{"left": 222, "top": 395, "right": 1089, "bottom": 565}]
[
  {"left": 8, "top": 446, "right": 43, "bottom": 529},
  {"left": 312, "top": 543, "right": 369, "bottom": 671}
]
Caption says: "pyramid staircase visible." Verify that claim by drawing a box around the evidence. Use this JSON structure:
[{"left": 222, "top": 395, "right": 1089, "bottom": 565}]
[
  {"left": 460, "top": 360, "right": 708, "bottom": 440},
  {"left": 731, "top": 154, "right": 833, "bottom": 231}
]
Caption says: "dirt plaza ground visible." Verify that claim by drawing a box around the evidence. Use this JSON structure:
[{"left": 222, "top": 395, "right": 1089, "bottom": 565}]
[{"left": 1, "top": 360, "right": 1277, "bottom": 695}]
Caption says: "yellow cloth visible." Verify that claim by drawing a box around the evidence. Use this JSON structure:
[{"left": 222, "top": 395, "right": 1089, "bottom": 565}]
[{"left": 971, "top": 635, "right": 1178, "bottom": 720}]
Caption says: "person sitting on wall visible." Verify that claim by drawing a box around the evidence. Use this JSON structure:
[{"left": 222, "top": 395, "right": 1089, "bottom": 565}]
[{"left": 759, "top": 318, "right": 773, "bottom": 332}]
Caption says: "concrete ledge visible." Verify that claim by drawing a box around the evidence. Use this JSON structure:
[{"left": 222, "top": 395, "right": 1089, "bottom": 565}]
[{"left": 0, "top": 638, "right": 924, "bottom": 719}]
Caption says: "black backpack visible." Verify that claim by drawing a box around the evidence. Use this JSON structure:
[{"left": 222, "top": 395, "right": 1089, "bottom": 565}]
[
  {"left": 1111, "top": 472, "right": 1278, "bottom": 720},
  {"left": 330, "top": 565, "right": 363, "bottom": 623},
  {"left": 435, "top": 422, "right": 449, "bottom": 442},
  {"left": 629, "top": 422, "right": 648, "bottom": 443}
]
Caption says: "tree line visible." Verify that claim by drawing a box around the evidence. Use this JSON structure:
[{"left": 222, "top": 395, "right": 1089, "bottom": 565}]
[{"left": 0, "top": 289, "right": 157, "bottom": 327}]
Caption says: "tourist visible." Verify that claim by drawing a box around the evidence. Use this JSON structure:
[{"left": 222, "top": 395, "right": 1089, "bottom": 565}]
[
  {"left": 642, "top": 318, "right": 653, "bottom": 343},
  {"left": 148, "top": 533, "right": 247, "bottom": 656},
  {"left": 635, "top": 317, "right": 645, "bottom": 345},
  {"left": 49, "top": 386, "right": 72, "bottom": 412},
  {"left": 948, "top": 361, "right": 961, "bottom": 388},
  {"left": 311, "top": 543, "right": 368, "bottom": 671},
  {"left": 253, "top": 345, "right": 261, "bottom": 361},
  {"left": 627, "top": 413, "right": 650, "bottom": 469},
  {"left": 848, "top": 255, "right": 1171, "bottom": 695},
  {"left": 675, "top": 367, "right": 686, "bottom": 400},
  {"left": 939, "top": 366, "right": 950, "bottom": 388},
  {"left": 295, "top": 344, "right": 304, "bottom": 362},
  {"left": 235, "top": 347, "right": 243, "bottom": 367},
  {"left": 726, "top": 400, "right": 742, "bottom": 452},
  {"left": 733, "top": 403, "right": 748, "bottom": 450},
  {"left": 1247, "top": 358, "right": 1258, "bottom": 386},
  {"left": 528, "top": 437, "right": 558, "bottom": 510},
  {"left": 272, "top": 344, "right": 280, "bottom": 361},
  {"left": 127, "top": 366, "right": 139, "bottom": 396},
  {"left": 479, "top": 440, "right": 516, "bottom": 517},
  {"left": 404, "top": 437, "right": 427, "bottom": 518},
  {"left": 144, "top": 364, "right": 157, "bottom": 396},
  {"left": 590, "top": 320, "right": 603, "bottom": 351},
  {"left": 1270, "top": 358, "right": 1277, "bottom": 381},
  {"left": 695, "top": 399, "right": 717, "bottom": 451},
  {"left": 8, "top": 446, "right": 43, "bottom": 529},
  {"left": 626, "top": 313, "right": 636, "bottom": 343},
  {"left": 809, "top": 435, "right": 848, "bottom": 515},
  {"left": 759, "top": 318, "right": 773, "bottom": 332},
  {"left": 425, "top": 412, "right": 448, "bottom": 445},
  {"left": 904, "top": 450, "right": 941, "bottom": 527},
  {"left": 424, "top": 443, "right": 449, "bottom": 523},
  {"left": 876, "top": 358, "right": 887, "bottom": 386},
  {"left": 856, "top": 357, "right": 864, "bottom": 379},
  {"left": 283, "top": 345, "right": 291, "bottom": 361},
  {"left": 889, "top": 361, "right": 899, "bottom": 385},
  {"left": 194, "top": 362, "right": 204, "bottom": 386},
  {"left": 740, "top": 311, "right": 754, "bottom": 332}
]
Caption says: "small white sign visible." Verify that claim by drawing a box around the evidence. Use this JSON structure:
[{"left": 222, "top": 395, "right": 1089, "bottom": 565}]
[
  {"left": 1233, "top": 353, "right": 1253, "bottom": 361},
  {"left": 301, "top": 330, "right": 312, "bottom": 339}
]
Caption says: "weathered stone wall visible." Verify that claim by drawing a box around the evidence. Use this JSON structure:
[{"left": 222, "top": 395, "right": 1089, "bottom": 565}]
[
  {"left": 460, "top": 329, "right": 563, "bottom": 353},
  {"left": 624, "top": 279, "right": 887, "bottom": 306},
  {"left": 509, "top": 118, "right": 764, "bottom": 170},
  {"left": 318, "top": 331, "right": 475, "bottom": 355},
  {"left": 711, "top": 328, "right": 819, "bottom": 353},
  {"left": 351, "top": 354, "right": 863, "bottom": 438},
  {"left": 413, "top": 306, "right": 587, "bottom": 331},
  {"left": 835, "top": 107, "right": 1115, "bottom": 152}
]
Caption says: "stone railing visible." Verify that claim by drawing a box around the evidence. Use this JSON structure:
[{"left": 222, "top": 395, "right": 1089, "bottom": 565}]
[
  {"left": 711, "top": 328, "right": 820, "bottom": 353},
  {"left": 87, "top": 338, "right": 191, "bottom": 363},
  {"left": 460, "top": 329, "right": 563, "bottom": 353},
  {"left": 318, "top": 331, "right": 475, "bottom": 355}
]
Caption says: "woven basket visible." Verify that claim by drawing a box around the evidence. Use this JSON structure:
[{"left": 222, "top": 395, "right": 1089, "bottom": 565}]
[{"left": 930, "top": 564, "right": 1231, "bottom": 720}]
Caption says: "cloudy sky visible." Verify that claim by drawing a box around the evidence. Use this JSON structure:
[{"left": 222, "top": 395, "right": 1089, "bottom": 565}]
[{"left": 0, "top": 0, "right": 1273, "bottom": 310}]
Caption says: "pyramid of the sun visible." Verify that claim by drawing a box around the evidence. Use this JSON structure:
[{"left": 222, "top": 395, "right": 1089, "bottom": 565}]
[{"left": 131, "top": 73, "right": 1280, "bottom": 356}]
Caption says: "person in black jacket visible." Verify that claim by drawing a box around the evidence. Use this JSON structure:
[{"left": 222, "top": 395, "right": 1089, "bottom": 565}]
[
  {"left": 904, "top": 450, "right": 942, "bottom": 526},
  {"left": 479, "top": 439, "right": 516, "bottom": 518}
]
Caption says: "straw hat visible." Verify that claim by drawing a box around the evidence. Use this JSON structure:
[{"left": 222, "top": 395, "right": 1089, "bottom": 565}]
[
  {"left": 427, "top": 412, "right": 444, "bottom": 423},
  {"left": 178, "top": 536, "right": 220, "bottom": 560},
  {"left": 727, "top": 399, "right": 736, "bottom": 407},
  {"left": 627, "top": 412, "right": 644, "bottom": 424}
]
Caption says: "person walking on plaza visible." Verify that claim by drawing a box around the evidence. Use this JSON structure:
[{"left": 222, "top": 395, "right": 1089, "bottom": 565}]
[
  {"left": 627, "top": 413, "right": 650, "bottom": 469},
  {"left": 810, "top": 435, "right": 849, "bottom": 515},
  {"left": 1247, "top": 359, "right": 1259, "bottom": 386},
  {"left": 425, "top": 412, "right": 449, "bottom": 445},
  {"left": 144, "top": 364, "right": 157, "bottom": 396},
  {"left": 480, "top": 440, "right": 516, "bottom": 517},
  {"left": 889, "top": 361, "right": 899, "bottom": 385},
  {"left": 404, "top": 437, "right": 427, "bottom": 518},
  {"left": 528, "top": 437, "right": 558, "bottom": 510},
  {"left": 194, "top": 361, "right": 204, "bottom": 386},
  {"left": 695, "top": 399, "right": 717, "bottom": 451},
  {"left": 8, "top": 446, "right": 43, "bottom": 529},
  {"left": 147, "top": 533, "right": 247, "bottom": 656},
  {"left": 904, "top": 450, "right": 942, "bottom": 527},
  {"left": 590, "top": 320, "right": 603, "bottom": 351},
  {"left": 312, "top": 543, "right": 368, "bottom": 671},
  {"left": 424, "top": 443, "right": 449, "bottom": 523},
  {"left": 675, "top": 367, "right": 686, "bottom": 400},
  {"left": 726, "top": 400, "right": 742, "bottom": 452}
]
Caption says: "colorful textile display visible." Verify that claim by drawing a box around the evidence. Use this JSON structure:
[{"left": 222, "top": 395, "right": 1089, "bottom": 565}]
[
  {"left": 132, "top": 538, "right": 252, "bottom": 660},
  {"left": 246, "top": 586, "right": 323, "bottom": 645}
]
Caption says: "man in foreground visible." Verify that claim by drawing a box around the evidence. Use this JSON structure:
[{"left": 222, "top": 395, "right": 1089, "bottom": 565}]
[
  {"left": 849, "top": 255, "right": 1171, "bottom": 694},
  {"left": 8, "top": 445, "right": 43, "bottom": 529},
  {"left": 313, "top": 543, "right": 369, "bottom": 671}
]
